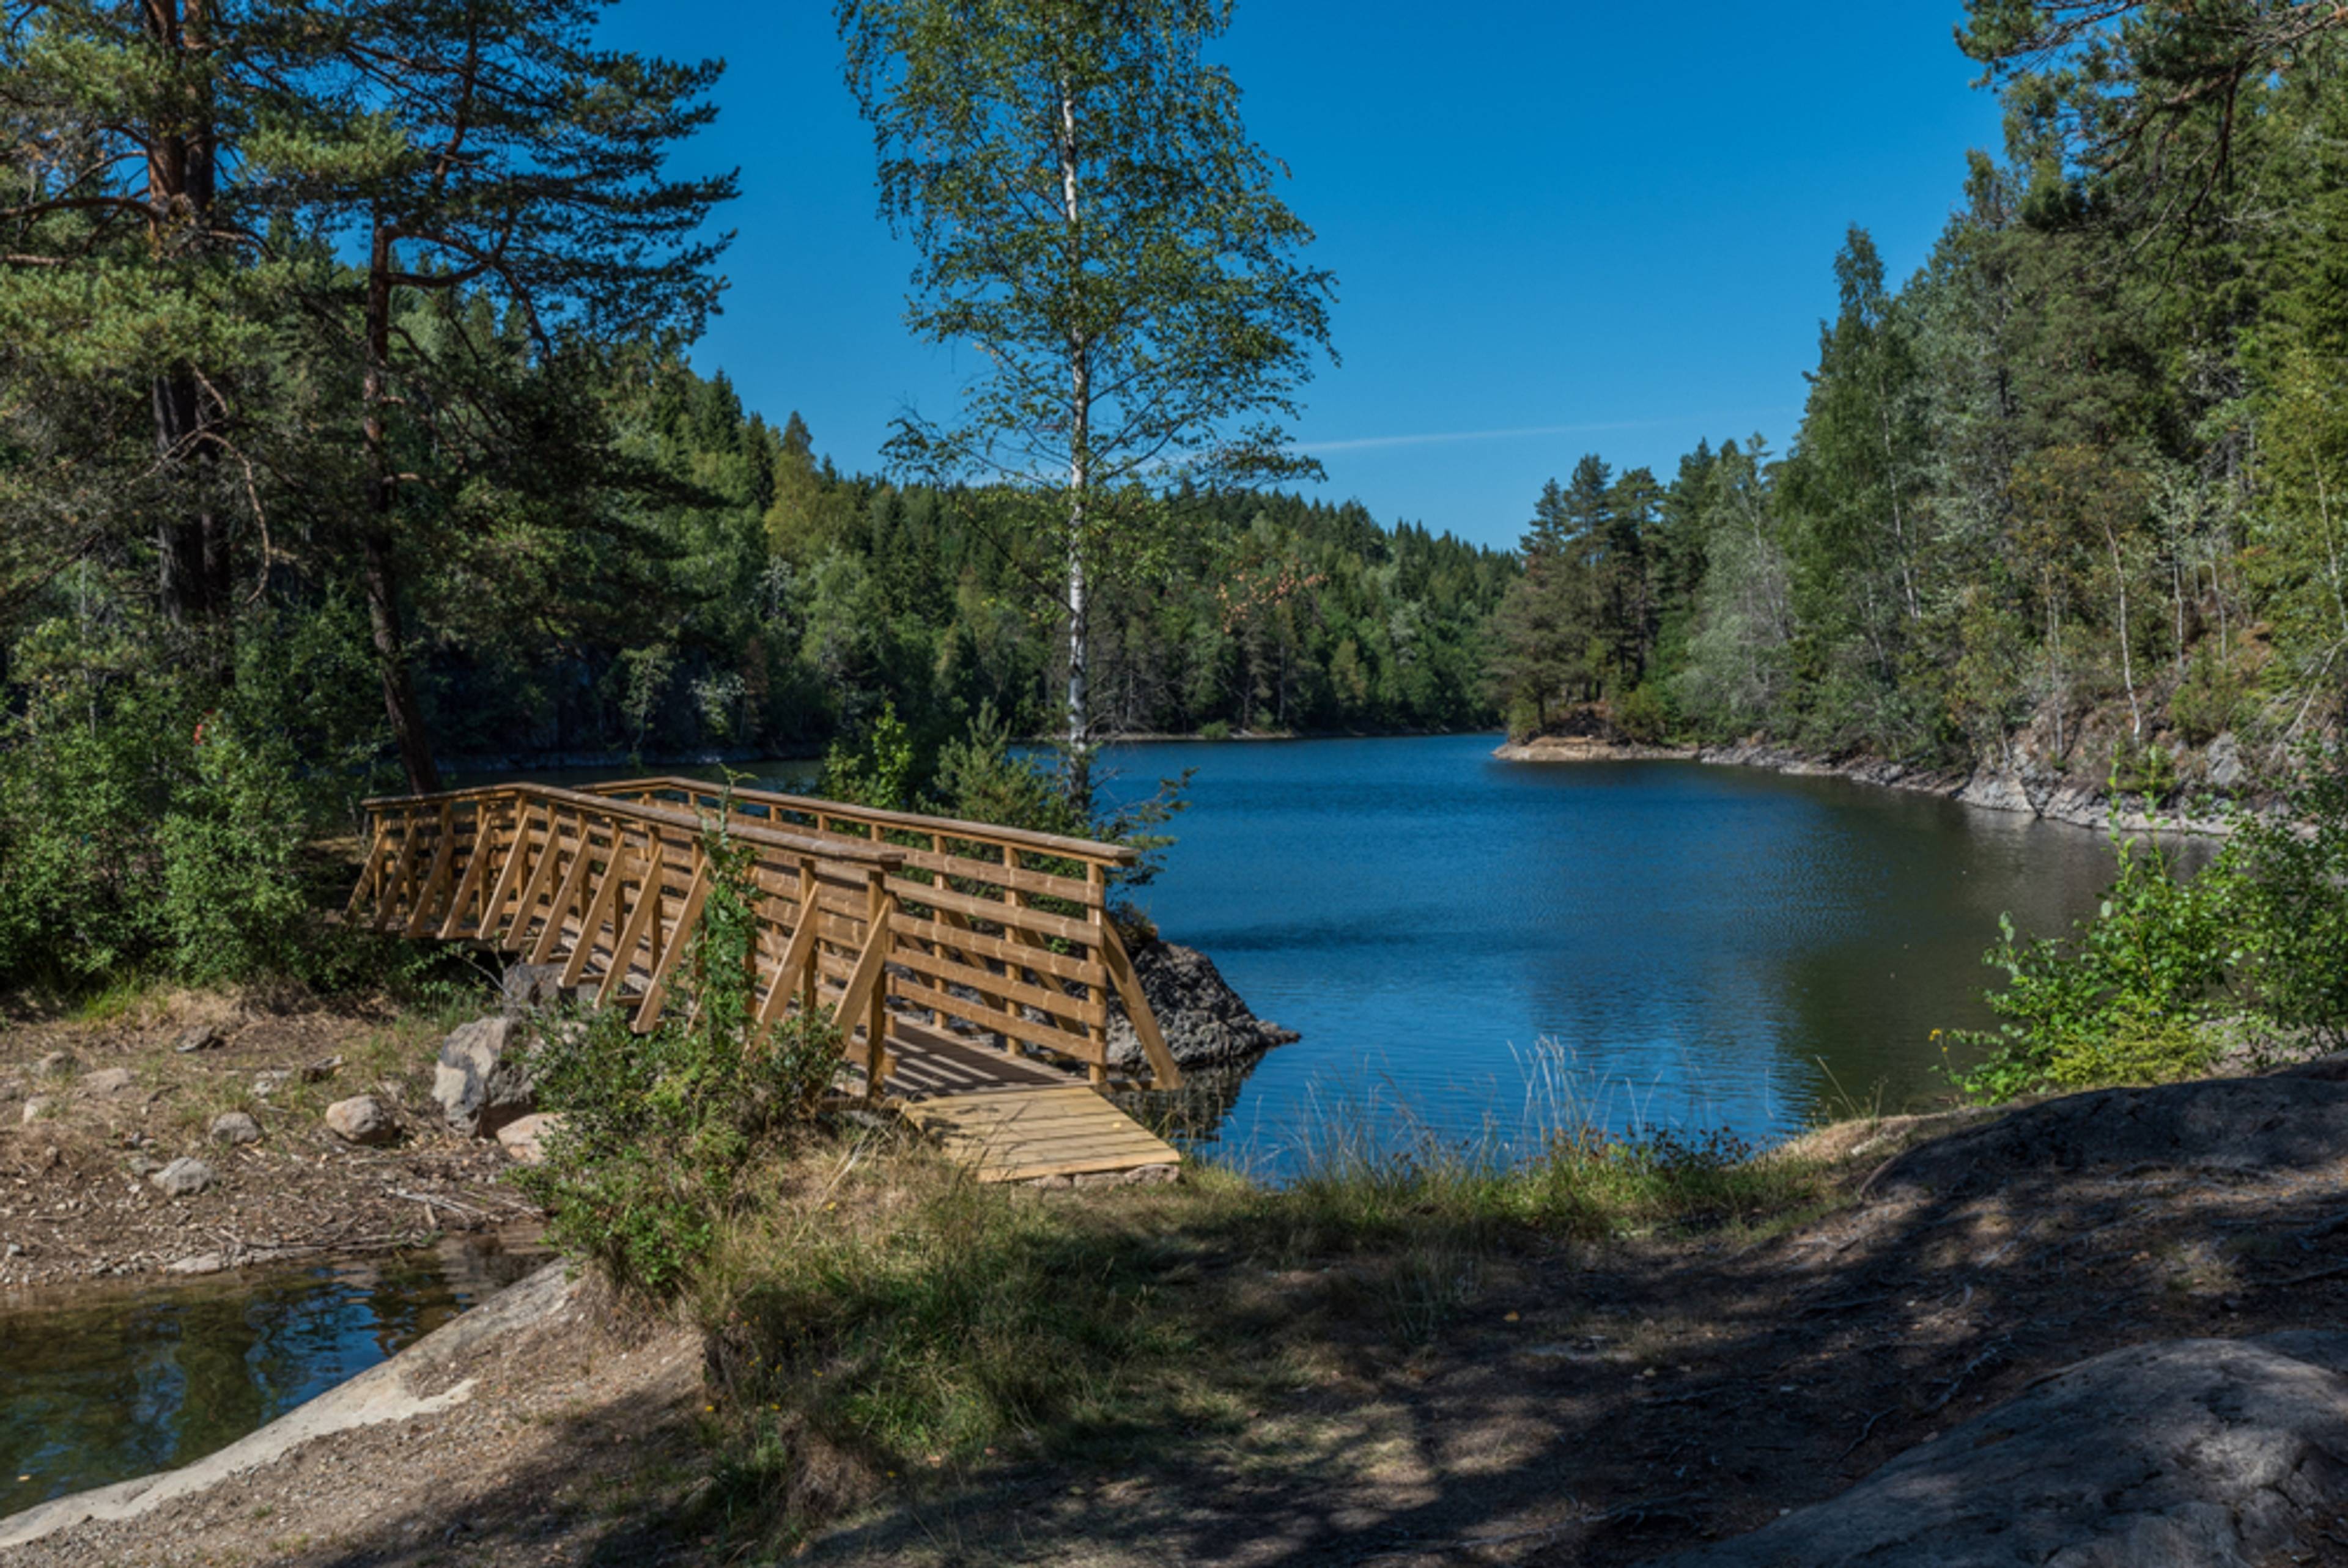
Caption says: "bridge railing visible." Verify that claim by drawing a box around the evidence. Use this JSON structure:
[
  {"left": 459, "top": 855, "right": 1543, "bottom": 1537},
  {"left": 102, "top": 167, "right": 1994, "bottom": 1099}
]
[
  {"left": 580, "top": 777, "right": 1180, "bottom": 1090},
  {"left": 350, "top": 779, "right": 1181, "bottom": 1093}
]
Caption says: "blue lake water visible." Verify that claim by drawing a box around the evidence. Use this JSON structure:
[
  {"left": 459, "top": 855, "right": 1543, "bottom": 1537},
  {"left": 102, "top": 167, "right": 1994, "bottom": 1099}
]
[{"left": 1084, "top": 734, "right": 2146, "bottom": 1168}]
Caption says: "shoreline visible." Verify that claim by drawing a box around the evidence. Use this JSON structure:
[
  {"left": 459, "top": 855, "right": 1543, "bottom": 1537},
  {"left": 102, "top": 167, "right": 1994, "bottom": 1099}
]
[{"left": 1493, "top": 734, "right": 2246, "bottom": 836}]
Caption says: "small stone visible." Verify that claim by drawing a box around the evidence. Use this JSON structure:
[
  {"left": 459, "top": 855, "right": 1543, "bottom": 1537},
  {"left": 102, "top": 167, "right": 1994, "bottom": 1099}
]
[
  {"left": 174, "top": 1024, "right": 225, "bottom": 1054},
  {"left": 128, "top": 1155, "right": 159, "bottom": 1176},
  {"left": 150, "top": 1157, "right": 216, "bottom": 1197},
  {"left": 251, "top": 1070, "right": 291, "bottom": 1097},
  {"left": 208, "top": 1111, "right": 263, "bottom": 1147},
  {"left": 166, "top": 1252, "right": 226, "bottom": 1276},
  {"left": 494, "top": 1112, "right": 561, "bottom": 1166},
  {"left": 298, "top": 1055, "right": 344, "bottom": 1084},
  {"left": 324, "top": 1094, "right": 396, "bottom": 1146},
  {"left": 20, "top": 1096, "right": 52, "bottom": 1124},
  {"left": 37, "top": 1052, "right": 74, "bottom": 1078},
  {"left": 3, "top": 1242, "right": 22, "bottom": 1259},
  {"left": 79, "top": 1067, "right": 136, "bottom": 1097}
]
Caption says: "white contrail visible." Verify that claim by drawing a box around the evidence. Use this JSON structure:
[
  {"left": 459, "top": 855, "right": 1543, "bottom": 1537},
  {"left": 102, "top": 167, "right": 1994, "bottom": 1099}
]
[{"left": 1311, "top": 414, "right": 1789, "bottom": 455}]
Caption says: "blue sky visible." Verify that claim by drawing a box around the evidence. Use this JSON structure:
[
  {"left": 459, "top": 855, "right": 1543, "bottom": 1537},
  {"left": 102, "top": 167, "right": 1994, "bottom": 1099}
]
[{"left": 598, "top": 2, "right": 2006, "bottom": 553}]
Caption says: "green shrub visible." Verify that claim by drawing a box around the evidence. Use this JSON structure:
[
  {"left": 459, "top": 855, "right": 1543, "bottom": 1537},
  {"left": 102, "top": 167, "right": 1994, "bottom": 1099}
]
[
  {"left": 817, "top": 703, "right": 921, "bottom": 812},
  {"left": 2169, "top": 644, "right": 2248, "bottom": 747},
  {"left": 1951, "top": 830, "right": 2242, "bottom": 1100},
  {"left": 0, "top": 606, "right": 385, "bottom": 991},
  {"left": 1196, "top": 718, "right": 1233, "bottom": 742},
  {"left": 519, "top": 813, "right": 842, "bottom": 1297},
  {"left": 928, "top": 701, "right": 1086, "bottom": 837},
  {"left": 1612, "top": 683, "right": 1674, "bottom": 745},
  {"left": 2230, "top": 746, "right": 2348, "bottom": 1049}
]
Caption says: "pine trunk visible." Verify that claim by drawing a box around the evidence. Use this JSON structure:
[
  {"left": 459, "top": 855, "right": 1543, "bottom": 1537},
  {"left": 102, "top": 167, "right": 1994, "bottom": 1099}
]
[{"left": 363, "top": 223, "right": 442, "bottom": 796}]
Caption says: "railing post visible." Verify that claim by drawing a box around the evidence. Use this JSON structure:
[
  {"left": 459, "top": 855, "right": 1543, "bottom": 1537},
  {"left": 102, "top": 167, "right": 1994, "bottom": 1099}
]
[
  {"left": 865, "top": 864, "right": 895, "bottom": 1097},
  {"left": 799, "top": 855, "right": 820, "bottom": 1010},
  {"left": 1085, "top": 860, "right": 1110, "bottom": 1089}
]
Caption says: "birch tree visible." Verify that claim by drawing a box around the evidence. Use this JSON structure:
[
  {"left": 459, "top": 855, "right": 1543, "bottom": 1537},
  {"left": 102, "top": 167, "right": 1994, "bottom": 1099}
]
[{"left": 838, "top": 0, "right": 1334, "bottom": 805}]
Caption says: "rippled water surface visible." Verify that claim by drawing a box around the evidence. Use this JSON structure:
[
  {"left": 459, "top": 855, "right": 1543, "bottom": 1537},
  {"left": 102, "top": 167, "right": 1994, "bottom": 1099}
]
[
  {"left": 1082, "top": 735, "right": 2174, "bottom": 1167},
  {"left": 0, "top": 1234, "right": 545, "bottom": 1514}
]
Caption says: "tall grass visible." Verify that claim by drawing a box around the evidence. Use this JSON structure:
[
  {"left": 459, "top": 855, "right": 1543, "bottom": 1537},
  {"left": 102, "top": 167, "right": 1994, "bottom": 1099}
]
[{"left": 684, "top": 1042, "right": 1831, "bottom": 1546}]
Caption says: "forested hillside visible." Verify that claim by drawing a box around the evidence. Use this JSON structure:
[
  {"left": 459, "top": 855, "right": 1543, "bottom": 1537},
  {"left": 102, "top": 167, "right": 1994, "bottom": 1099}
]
[
  {"left": 429, "top": 367, "right": 1515, "bottom": 765},
  {"left": 1489, "top": 7, "right": 2348, "bottom": 792}
]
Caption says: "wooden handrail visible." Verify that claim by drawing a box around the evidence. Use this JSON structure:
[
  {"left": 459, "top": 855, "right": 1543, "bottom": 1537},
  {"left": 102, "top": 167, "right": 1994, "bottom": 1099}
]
[
  {"left": 350, "top": 778, "right": 1183, "bottom": 1092},
  {"left": 588, "top": 775, "right": 1142, "bottom": 867}
]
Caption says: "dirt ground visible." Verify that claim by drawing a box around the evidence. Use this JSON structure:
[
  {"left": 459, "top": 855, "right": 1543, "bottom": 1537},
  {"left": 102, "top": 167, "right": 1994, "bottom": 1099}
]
[
  {"left": 16, "top": 1025, "right": 2348, "bottom": 1566},
  {"left": 0, "top": 991, "right": 535, "bottom": 1286}
]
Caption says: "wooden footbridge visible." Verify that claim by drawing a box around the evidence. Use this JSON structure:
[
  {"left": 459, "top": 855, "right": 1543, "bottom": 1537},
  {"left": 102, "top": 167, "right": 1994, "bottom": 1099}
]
[{"left": 349, "top": 776, "right": 1183, "bottom": 1183}]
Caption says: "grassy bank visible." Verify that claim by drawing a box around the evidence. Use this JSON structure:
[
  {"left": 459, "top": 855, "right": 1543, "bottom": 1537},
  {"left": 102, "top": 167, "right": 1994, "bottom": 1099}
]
[{"left": 678, "top": 1118, "right": 1837, "bottom": 1546}]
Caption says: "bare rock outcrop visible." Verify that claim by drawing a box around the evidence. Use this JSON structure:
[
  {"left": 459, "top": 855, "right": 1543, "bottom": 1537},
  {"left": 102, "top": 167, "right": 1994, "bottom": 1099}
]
[
  {"left": 1867, "top": 1056, "right": 2348, "bottom": 1201},
  {"left": 1106, "top": 940, "right": 1298, "bottom": 1072},
  {"left": 1645, "top": 1331, "right": 2348, "bottom": 1567}
]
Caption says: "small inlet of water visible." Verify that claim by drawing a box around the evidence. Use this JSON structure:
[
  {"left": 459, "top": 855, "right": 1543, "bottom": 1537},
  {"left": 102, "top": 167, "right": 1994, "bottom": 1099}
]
[{"left": 0, "top": 1231, "right": 547, "bottom": 1515}]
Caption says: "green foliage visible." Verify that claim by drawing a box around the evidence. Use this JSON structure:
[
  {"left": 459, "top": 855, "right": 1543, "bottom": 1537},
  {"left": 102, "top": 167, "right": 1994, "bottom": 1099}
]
[
  {"left": 520, "top": 813, "right": 843, "bottom": 1298},
  {"left": 817, "top": 704, "right": 922, "bottom": 813},
  {"left": 1952, "top": 832, "right": 2242, "bottom": 1100},
  {"left": 0, "top": 610, "right": 377, "bottom": 988},
  {"left": 1952, "top": 745, "right": 2348, "bottom": 1100},
  {"left": 2169, "top": 646, "right": 2248, "bottom": 747},
  {"left": 929, "top": 702, "right": 1085, "bottom": 838},
  {"left": 2229, "top": 748, "right": 2348, "bottom": 1049}
]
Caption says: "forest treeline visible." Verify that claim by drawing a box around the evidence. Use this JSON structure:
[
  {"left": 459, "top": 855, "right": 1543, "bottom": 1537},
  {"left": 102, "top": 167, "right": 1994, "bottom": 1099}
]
[
  {"left": 429, "top": 371, "right": 1514, "bottom": 765},
  {"left": 1489, "top": 7, "right": 2348, "bottom": 785}
]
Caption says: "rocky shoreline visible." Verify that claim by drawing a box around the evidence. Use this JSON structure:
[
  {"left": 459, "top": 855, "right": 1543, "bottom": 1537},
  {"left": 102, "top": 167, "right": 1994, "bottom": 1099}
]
[{"left": 1495, "top": 733, "right": 2250, "bottom": 836}]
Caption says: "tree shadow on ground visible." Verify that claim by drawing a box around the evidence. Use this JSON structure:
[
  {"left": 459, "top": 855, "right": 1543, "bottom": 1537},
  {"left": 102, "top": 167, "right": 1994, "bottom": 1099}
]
[{"left": 797, "top": 1078, "right": 2348, "bottom": 1567}]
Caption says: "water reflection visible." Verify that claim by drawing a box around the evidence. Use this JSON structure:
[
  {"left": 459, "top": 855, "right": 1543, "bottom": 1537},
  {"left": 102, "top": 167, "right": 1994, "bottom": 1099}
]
[{"left": 0, "top": 1232, "right": 545, "bottom": 1515}]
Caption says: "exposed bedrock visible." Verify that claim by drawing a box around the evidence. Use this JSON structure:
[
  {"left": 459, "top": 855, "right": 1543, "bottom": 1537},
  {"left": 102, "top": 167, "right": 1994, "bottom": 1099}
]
[{"left": 1645, "top": 1331, "right": 2348, "bottom": 1568}]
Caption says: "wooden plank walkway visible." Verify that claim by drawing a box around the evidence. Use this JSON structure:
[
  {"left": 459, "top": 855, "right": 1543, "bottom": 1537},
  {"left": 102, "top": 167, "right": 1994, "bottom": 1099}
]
[
  {"left": 903, "top": 1085, "right": 1180, "bottom": 1183},
  {"left": 851, "top": 1021, "right": 1179, "bottom": 1182}
]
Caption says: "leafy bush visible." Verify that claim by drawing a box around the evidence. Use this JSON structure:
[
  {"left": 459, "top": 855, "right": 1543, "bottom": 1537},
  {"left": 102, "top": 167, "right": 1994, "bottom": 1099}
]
[
  {"left": 2229, "top": 746, "right": 2348, "bottom": 1049},
  {"left": 817, "top": 702, "right": 921, "bottom": 812},
  {"left": 929, "top": 701, "right": 1087, "bottom": 837},
  {"left": 1952, "top": 830, "right": 2241, "bottom": 1100},
  {"left": 519, "top": 814, "right": 842, "bottom": 1297},
  {"left": 1612, "top": 683, "right": 1674, "bottom": 745},
  {"left": 2169, "top": 644, "right": 2248, "bottom": 747},
  {"left": 1952, "top": 746, "right": 2348, "bottom": 1102},
  {"left": 1197, "top": 718, "right": 1235, "bottom": 742}
]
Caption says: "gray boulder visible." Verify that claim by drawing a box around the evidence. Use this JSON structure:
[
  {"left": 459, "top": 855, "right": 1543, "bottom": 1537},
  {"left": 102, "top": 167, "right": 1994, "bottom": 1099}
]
[
  {"left": 36, "top": 1051, "right": 74, "bottom": 1077},
  {"left": 432, "top": 1016, "right": 537, "bottom": 1136},
  {"left": 208, "top": 1111, "right": 263, "bottom": 1147},
  {"left": 1646, "top": 1333, "right": 2348, "bottom": 1568},
  {"left": 1104, "top": 940, "right": 1298, "bottom": 1072},
  {"left": 173, "top": 1023, "right": 224, "bottom": 1054},
  {"left": 323, "top": 1094, "right": 397, "bottom": 1146},
  {"left": 149, "top": 1158, "right": 215, "bottom": 1197}
]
